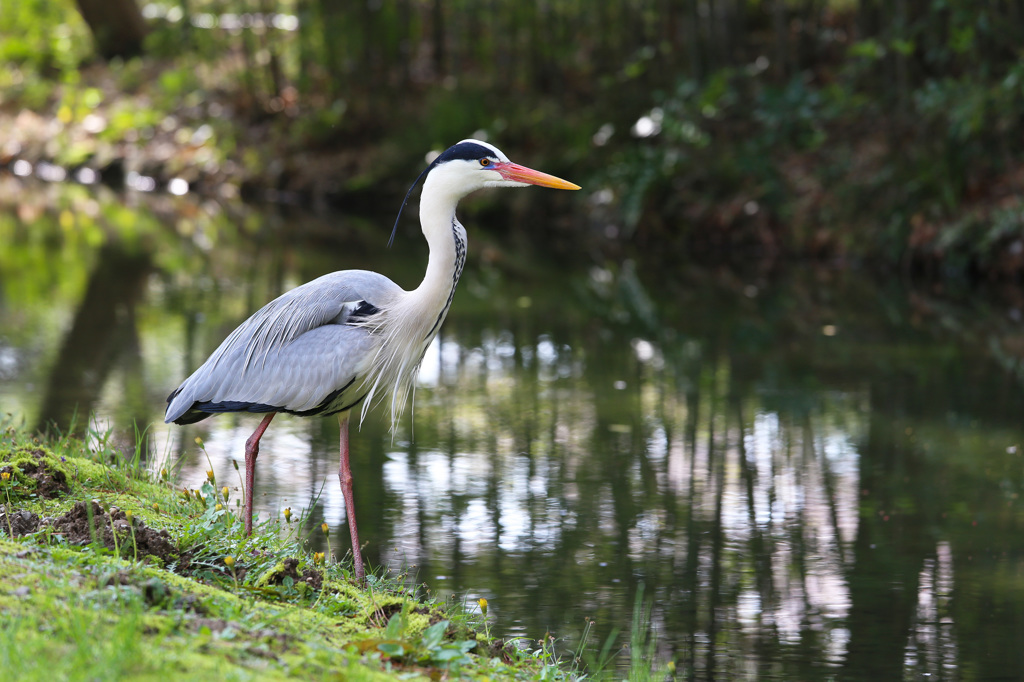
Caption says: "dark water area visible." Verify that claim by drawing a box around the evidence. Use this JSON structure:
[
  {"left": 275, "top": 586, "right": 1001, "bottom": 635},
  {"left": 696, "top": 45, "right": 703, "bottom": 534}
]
[{"left": 3, "top": 182, "right": 1024, "bottom": 679}]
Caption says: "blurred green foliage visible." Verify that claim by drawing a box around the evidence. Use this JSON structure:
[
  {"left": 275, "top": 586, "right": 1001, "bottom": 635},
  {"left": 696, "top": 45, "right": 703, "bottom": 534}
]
[
  {"left": 0, "top": 0, "right": 91, "bottom": 110},
  {"left": 0, "top": 0, "right": 90, "bottom": 74},
  {"left": 598, "top": 1, "right": 1024, "bottom": 271},
  {"left": 3, "top": 1, "right": 1024, "bottom": 272}
]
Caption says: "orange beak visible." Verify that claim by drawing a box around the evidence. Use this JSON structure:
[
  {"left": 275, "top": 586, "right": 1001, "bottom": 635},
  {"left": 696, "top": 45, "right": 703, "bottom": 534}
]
[{"left": 494, "top": 162, "right": 581, "bottom": 190}]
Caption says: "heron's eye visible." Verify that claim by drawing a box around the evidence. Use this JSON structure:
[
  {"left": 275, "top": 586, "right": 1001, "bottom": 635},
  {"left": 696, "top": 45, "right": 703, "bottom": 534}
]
[{"left": 479, "top": 158, "right": 492, "bottom": 167}]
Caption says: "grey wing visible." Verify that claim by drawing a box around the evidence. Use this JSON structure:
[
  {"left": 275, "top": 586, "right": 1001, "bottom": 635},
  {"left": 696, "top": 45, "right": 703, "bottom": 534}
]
[{"left": 165, "top": 269, "right": 401, "bottom": 424}]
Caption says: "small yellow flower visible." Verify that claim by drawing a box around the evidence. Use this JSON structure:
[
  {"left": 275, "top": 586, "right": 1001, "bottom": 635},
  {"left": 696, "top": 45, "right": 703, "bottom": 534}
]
[
  {"left": 0, "top": 472, "right": 10, "bottom": 482},
  {"left": 283, "top": 507, "right": 292, "bottom": 523},
  {"left": 313, "top": 552, "right": 325, "bottom": 566},
  {"left": 160, "top": 467, "right": 168, "bottom": 481},
  {"left": 181, "top": 488, "right": 191, "bottom": 499},
  {"left": 152, "top": 502, "right": 160, "bottom": 512},
  {"left": 223, "top": 555, "right": 235, "bottom": 568},
  {"left": 206, "top": 469, "right": 215, "bottom": 483},
  {"left": 221, "top": 486, "right": 230, "bottom": 500},
  {"left": 478, "top": 598, "right": 488, "bottom": 617},
  {"left": 321, "top": 522, "right": 329, "bottom": 536},
  {"left": 194, "top": 436, "right": 203, "bottom": 446},
  {"left": 125, "top": 510, "right": 133, "bottom": 523},
  {"left": 215, "top": 503, "right": 223, "bottom": 512}
]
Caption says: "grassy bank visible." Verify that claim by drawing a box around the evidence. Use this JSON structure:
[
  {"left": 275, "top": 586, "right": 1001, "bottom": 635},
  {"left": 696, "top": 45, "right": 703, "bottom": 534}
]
[{"left": 0, "top": 427, "right": 578, "bottom": 680}]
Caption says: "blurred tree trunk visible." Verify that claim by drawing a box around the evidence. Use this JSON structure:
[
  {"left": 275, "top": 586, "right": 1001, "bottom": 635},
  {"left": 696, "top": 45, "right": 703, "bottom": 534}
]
[
  {"left": 74, "top": 0, "right": 148, "bottom": 60},
  {"left": 432, "top": 0, "right": 445, "bottom": 77},
  {"left": 773, "top": 0, "right": 788, "bottom": 79}
]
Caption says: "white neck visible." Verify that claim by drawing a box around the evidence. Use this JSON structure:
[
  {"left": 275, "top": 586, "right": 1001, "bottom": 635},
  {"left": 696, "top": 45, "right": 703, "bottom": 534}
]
[
  {"left": 412, "top": 171, "right": 468, "bottom": 306},
  {"left": 358, "top": 161, "right": 476, "bottom": 429}
]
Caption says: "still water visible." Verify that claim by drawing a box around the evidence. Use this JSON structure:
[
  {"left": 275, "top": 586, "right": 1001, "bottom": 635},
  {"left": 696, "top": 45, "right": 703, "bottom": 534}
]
[{"left": 3, "top": 181, "right": 1024, "bottom": 679}]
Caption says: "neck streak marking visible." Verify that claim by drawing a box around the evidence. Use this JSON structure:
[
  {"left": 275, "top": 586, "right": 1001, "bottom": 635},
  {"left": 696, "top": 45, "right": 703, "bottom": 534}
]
[{"left": 425, "top": 219, "right": 466, "bottom": 340}]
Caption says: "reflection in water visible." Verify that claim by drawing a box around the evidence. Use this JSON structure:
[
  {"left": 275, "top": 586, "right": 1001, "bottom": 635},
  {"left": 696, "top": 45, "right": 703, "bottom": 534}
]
[
  {"left": 36, "top": 244, "right": 153, "bottom": 434},
  {"left": 4, "top": 190, "right": 1024, "bottom": 678},
  {"left": 369, "top": 329, "right": 868, "bottom": 678}
]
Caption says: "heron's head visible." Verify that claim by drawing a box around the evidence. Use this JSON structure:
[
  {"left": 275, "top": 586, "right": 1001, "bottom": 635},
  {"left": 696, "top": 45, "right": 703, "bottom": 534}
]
[
  {"left": 389, "top": 139, "right": 580, "bottom": 246},
  {"left": 427, "top": 139, "right": 581, "bottom": 194}
]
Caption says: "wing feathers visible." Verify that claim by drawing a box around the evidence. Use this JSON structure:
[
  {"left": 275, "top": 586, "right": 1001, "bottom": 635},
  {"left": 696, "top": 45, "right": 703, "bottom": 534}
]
[{"left": 165, "top": 270, "right": 402, "bottom": 423}]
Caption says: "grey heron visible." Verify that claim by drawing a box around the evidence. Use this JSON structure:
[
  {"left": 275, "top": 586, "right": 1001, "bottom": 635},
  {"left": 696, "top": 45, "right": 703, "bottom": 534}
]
[{"left": 165, "top": 139, "right": 580, "bottom": 580}]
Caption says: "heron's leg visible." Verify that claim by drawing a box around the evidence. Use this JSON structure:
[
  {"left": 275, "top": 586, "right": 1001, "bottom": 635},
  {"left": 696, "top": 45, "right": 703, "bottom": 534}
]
[
  {"left": 337, "top": 412, "right": 364, "bottom": 581},
  {"left": 243, "top": 412, "right": 276, "bottom": 536}
]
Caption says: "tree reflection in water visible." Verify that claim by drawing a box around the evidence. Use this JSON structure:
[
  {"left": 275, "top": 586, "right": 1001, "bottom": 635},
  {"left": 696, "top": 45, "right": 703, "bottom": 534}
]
[
  {"left": 320, "top": 263, "right": 1024, "bottom": 679},
  {"left": 36, "top": 243, "right": 153, "bottom": 435},
  {"left": 378, "top": 331, "right": 867, "bottom": 678}
]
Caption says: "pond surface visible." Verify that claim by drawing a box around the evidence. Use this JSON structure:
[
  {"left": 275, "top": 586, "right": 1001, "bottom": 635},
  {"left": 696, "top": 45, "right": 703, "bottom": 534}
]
[{"left": 3, "top": 180, "right": 1024, "bottom": 679}]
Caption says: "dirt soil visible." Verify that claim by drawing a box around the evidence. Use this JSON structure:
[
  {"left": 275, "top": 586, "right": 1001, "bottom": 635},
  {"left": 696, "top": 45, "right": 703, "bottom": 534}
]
[
  {"left": 0, "top": 509, "right": 41, "bottom": 536},
  {"left": 50, "top": 500, "right": 179, "bottom": 564}
]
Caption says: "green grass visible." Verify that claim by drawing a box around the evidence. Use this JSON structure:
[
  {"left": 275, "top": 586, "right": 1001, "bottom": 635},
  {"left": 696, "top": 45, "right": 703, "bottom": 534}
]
[{"left": 0, "top": 426, "right": 591, "bottom": 681}]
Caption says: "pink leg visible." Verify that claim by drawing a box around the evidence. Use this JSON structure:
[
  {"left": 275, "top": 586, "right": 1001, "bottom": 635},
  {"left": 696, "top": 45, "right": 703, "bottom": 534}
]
[
  {"left": 243, "top": 413, "right": 276, "bottom": 536},
  {"left": 338, "top": 412, "right": 364, "bottom": 581}
]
